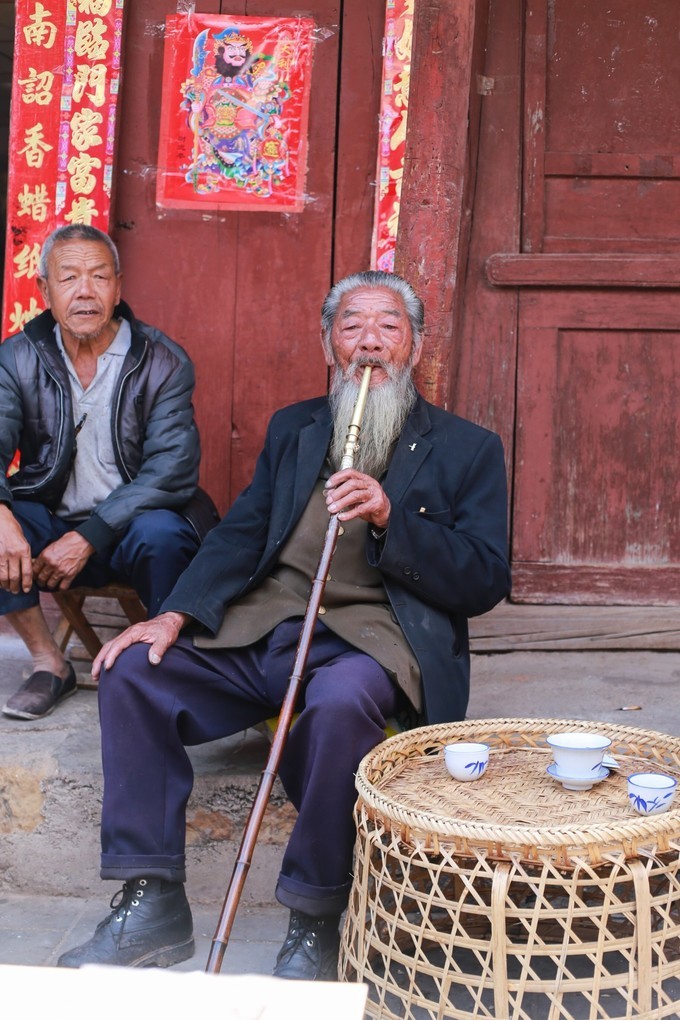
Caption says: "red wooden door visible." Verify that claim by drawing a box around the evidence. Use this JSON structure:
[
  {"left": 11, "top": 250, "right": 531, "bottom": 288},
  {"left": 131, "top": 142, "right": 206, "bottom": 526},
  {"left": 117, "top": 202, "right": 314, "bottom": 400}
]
[
  {"left": 111, "top": 1, "right": 384, "bottom": 512},
  {"left": 488, "top": 0, "right": 680, "bottom": 604}
]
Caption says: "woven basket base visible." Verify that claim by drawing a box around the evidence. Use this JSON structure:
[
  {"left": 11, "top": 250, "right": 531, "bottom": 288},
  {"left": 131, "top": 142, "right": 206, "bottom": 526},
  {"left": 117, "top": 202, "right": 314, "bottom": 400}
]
[{"left": 341, "top": 831, "right": 680, "bottom": 1018}]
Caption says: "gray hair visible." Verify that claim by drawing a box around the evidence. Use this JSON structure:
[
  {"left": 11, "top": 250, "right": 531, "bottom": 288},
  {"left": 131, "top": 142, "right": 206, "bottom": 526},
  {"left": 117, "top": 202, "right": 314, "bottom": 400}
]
[
  {"left": 39, "top": 224, "right": 120, "bottom": 278},
  {"left": 320, "top": 270, "right": 424, "bottom": 361}
]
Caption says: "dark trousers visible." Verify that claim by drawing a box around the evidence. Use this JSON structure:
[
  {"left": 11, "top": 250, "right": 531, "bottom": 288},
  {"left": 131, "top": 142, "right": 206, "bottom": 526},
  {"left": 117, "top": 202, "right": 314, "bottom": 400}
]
[
  {"left": 0, "top": 500, "right": 200, "bottom": 618},
  {"left": 98, "top": 618, "right": 400, "bottom": 916}
]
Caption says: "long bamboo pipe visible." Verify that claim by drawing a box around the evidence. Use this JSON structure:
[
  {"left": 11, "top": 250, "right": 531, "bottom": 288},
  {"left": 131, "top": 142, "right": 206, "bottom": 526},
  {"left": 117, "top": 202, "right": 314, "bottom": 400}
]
[{"left": 205, "top": 365, "right": 373, "bottom": 974}]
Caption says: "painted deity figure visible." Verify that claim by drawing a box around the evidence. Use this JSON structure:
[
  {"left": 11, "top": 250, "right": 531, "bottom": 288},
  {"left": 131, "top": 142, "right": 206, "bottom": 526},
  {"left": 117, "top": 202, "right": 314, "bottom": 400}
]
[{"left": 180, "top": 26, "right": 292, "bottom": 198}]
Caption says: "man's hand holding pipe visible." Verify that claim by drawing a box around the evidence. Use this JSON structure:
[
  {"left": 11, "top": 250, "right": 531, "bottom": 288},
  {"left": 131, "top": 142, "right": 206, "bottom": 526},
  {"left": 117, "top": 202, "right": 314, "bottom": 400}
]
[{"left": 324, "top": 468, "right": 391, "bottom": 530}]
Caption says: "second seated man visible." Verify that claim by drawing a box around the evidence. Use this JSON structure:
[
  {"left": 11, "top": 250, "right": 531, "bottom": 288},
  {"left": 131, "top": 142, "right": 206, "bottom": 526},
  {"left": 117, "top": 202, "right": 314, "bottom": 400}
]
[{"left": 0, "top": 224, "right": 217, "bottom": 721}]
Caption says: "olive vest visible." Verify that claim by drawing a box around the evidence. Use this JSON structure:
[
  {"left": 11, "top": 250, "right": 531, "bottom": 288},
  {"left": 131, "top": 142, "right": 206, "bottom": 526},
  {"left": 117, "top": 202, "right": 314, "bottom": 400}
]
[{"left": 195, "top": 470, "right": 422, "bottom": 710}]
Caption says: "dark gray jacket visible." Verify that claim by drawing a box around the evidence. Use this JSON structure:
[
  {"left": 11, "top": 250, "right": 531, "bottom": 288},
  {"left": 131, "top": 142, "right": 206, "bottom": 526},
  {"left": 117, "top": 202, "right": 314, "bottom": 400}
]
[{"left": 0, "top": 301, "right": 216, "bottom": 552}]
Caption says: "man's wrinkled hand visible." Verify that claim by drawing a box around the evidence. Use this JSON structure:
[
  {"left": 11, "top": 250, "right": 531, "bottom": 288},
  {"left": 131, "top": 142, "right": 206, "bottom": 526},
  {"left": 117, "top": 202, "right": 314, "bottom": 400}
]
[
  {"left": 92, "top": 611, "right": 190, "bottom": 681},
  {"left": 32, "top": 531, "right": 94, "bottom": 590},
  {"left": 0, "top": 505, "right": 34, "bottom": 594},
  {"left": 324, "top": 468, "right": 391, "bottom": 529}
]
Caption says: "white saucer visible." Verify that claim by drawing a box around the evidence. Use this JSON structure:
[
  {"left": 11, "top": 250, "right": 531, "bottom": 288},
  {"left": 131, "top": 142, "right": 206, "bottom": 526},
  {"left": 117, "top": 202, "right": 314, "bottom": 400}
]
[
  {"left": 603, "top": 754, "right": 621, "bottom": 770},
  {"left": 546, "top": 762, "right": 609, "bottom": 791}
]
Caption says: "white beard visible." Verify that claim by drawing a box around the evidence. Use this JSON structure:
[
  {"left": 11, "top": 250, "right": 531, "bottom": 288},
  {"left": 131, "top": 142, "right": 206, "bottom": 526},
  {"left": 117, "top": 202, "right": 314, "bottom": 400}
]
[{"left": 329, "top": 360, "right": 417, "bottom": 477}]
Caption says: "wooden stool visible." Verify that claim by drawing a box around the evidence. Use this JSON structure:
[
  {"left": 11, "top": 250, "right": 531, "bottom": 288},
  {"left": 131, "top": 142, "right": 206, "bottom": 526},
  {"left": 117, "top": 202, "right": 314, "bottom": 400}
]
[{"left": 52, "top": 583, "right": 146, "bottom": 678}]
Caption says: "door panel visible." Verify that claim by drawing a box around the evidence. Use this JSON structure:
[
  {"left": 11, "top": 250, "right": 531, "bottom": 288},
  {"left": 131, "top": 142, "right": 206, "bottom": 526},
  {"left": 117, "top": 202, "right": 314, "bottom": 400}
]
[
  {"left": 543, "top": 179, "right": 680, "bottom": 253},
  {"left": 510, "top": 0, "right": 680, "bottom": 602},
  {"left": 513, "top": 290, "right": 680, "bottom": 603},
  {"left": 523, "top": 0, "right": 680, "bottom": 256}
]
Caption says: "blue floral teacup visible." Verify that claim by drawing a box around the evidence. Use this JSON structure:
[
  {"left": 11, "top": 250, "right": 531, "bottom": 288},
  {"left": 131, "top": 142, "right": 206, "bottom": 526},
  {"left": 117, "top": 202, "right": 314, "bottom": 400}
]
[
  {"left": 444, "top": 742, "right": 490, "bottom": 782},
  {"left": 627, "top": 772, "right": 677, "bottom": 815}
]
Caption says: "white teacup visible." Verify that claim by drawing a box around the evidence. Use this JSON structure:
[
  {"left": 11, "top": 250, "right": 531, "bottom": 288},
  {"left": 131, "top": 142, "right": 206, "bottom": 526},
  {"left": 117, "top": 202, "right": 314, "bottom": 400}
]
[
  {"left": 627, "top": 772, "right": 677, "bottom": 815},
  {"left": 546, "top": 731, "right": 611, "bottom": 779},
  {"left": 444, "top": 742, "right": 489, "bottom": 782}
]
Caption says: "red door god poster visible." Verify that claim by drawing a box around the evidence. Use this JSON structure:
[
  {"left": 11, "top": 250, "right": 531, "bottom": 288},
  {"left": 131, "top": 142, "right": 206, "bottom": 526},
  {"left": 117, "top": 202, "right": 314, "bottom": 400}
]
[{"left": 156, "top": 14, "right": 315, "bottom": 214}]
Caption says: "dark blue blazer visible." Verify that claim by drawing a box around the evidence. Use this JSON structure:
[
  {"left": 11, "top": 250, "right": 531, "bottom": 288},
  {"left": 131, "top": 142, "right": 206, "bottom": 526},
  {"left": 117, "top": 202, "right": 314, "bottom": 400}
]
[{"left": 162, "top": 394, "right": 511, "bottom": 723}]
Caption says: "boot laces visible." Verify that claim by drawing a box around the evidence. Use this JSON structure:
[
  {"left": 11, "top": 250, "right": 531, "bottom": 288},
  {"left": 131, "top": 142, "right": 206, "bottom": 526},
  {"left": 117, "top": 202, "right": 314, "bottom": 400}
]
[
  {"left": 100, "top": 878, "right": 149, "bottom": 940},
  {"left": 281, "top": 911, "right": 328, "bottom": 956}
]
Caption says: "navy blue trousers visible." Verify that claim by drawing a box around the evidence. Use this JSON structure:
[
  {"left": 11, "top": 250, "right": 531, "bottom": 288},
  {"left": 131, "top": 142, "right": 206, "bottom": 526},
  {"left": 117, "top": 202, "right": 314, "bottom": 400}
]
[
  {"left": 0, "top": 500, "right": 200, "bottom": 618},
  {"left": 98, "top": 618, "right": 399, "bottom": 916}
]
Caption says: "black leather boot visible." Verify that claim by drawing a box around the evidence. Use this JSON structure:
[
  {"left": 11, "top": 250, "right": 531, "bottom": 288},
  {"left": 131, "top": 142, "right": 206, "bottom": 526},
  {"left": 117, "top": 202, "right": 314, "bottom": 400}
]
[
  {"left": 57, "top": 878, "right": 194, "bottom": 968},
  {"left": 272, "top": 909, "right": 341, "bottom": 981}
]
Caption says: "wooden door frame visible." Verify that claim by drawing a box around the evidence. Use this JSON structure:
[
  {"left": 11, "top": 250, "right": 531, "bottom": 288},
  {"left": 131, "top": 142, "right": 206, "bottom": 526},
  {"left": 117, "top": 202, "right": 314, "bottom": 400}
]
[
  {"left": 394, "top": 0, "right": 522, "bottom": 460},
  {"left": 395, "top": 0, "right": 492, "bottom": 413}
]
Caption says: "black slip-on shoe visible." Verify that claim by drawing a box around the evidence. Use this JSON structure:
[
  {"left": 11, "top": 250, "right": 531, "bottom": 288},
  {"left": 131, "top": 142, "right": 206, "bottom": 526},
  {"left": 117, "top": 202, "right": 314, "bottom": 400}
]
[{"left": 2, "top": 662, "right": 77, "bottom": 720}]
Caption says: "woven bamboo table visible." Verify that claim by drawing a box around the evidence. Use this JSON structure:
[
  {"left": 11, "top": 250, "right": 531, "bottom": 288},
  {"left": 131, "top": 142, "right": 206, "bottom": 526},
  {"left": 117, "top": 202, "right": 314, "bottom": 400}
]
[{"left": 339, "top": 719, "right": 680, "bottom": 1020}]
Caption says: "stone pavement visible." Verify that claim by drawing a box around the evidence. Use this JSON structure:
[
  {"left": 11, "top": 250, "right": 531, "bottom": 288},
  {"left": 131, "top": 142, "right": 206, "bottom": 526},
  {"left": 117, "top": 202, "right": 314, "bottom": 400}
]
[
  {"left": 0, "top": 891, "right": 286, "bottom": 974},
  {"left": 1, "top": 612, "right": 679, "bottom": 978}
]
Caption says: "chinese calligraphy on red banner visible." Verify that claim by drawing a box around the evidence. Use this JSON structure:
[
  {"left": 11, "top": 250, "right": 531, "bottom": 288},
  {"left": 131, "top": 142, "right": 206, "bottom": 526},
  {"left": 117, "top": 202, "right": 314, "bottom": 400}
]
[
  {"left": 370, "top": 0, "right": 413, "bottom": 273},
  {"left": 1, "top": 0, "right": 126, "bottom": 340},
  {"left": 156, "top": 14, "right": 315, "bottom": 213}
]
